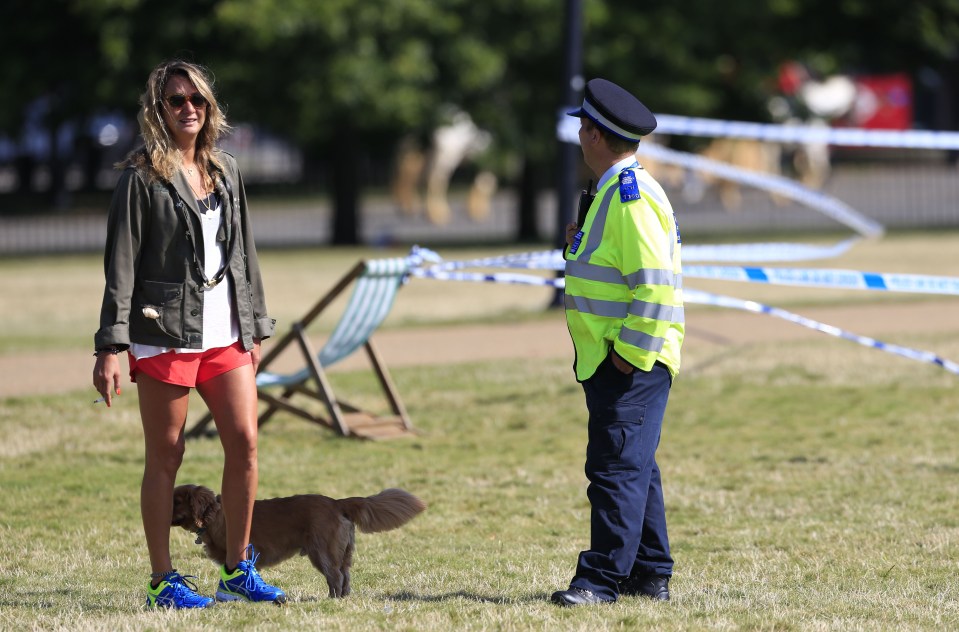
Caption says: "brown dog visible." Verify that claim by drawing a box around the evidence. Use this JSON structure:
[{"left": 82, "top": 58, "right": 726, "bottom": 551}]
[{"left": 171, "top": 484, "right": 426, "bottom": 598}]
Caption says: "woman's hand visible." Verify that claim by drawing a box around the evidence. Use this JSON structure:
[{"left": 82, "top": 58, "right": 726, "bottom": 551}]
[{"left": 93, "top": 353, "right": 122, "bottom": 407}]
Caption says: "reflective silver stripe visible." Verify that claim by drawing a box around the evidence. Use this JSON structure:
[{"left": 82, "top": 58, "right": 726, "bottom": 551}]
[
  {"left": 635, "top": 177, "right": 665, "bottom": 207},
  {"left": 620, "top": 326, "right": 666, "bottom": 353},
  {"left": 565, "top": 293, "right": 628, "bottom": 318},
  {"left": 672, "top": 305, "right": 685, "bottom": 323},
  {"left": 628, "top": 299, "right": 676, "bottom": 322},
  {"left": 624, "top": 268, "right": 675, "bottom": 288},
  {"left": 566, "top": 294, "right": 685, "bottom": 325},
  {"left": 577, "top": 184, "right": 618, "bottom": 263},
  {"left": 675, "top": 273, "right": 683, "bottom": 290},
  {"left": 565, "top": 259, "right": 626, "bottom": 285},
  {"left": 568, "top": 260, "right": 679, "bottom": 291}
]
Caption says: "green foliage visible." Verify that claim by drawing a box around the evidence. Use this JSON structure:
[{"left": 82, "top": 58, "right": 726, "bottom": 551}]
[
  {"left": 2, "top": 1, "right": 959, "bottom": 236},
  {"left": 3, "top": 1, "right": 959, "bottom": 140},
  {"left": 210, "top": 0, "right": 501, "bottom": 146}
]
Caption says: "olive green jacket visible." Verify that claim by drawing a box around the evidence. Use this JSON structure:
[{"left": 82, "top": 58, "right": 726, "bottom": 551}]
[{"left": 94, "top": 149, "right": 275, "bottom": 352}]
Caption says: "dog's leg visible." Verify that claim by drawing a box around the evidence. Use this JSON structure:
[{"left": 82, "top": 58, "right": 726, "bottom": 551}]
[
  {"left": 306, "top": 548, "right": 344, "bottom": 598},
  {"left": 340, "top": 539, "right": 354, "bottom": 597}
]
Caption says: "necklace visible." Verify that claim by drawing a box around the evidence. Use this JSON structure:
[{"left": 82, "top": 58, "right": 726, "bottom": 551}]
[
  {"left": 183, "top": 168, "right": 214, "bottom": 212},
  {"left": 196, "top": 190, "right": 214, "bottom": 213}
]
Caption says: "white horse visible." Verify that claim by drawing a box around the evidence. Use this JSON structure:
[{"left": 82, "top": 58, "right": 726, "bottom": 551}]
[{"left": 391, "top": 108, "right": 497, "bottom": 225}]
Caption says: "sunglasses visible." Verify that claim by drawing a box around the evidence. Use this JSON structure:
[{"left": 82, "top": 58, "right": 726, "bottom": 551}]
[{"left": 164, "top": 93, "right": 208, "bottom": 109}]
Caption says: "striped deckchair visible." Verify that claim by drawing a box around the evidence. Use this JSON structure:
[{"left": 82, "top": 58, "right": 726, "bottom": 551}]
[{"left": 185, "top": 257, "right": 414, "bottom": 440}]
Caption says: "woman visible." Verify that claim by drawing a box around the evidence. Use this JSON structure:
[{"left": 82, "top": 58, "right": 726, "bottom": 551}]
[{"left": 92, "top": 59, "right": 286, "bottom": 609}]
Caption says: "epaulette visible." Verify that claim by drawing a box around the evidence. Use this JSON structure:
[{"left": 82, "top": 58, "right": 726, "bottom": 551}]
[{"left": 619, "top": 169, "right": 641, "bottom": 202}]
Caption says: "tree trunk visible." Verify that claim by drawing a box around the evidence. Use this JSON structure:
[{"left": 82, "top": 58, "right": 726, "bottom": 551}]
[
  {"left": 13, "top": 154, "right": 35, "bottom": 196},
  {"left": 516, "top": 156, "right": 539, "bottom": 242},
  {"left": 48, "top": 123, "right": 71, "bottom": 211},
  {"left": 330, "top": 128, "right": 361, "bottom": 245}
]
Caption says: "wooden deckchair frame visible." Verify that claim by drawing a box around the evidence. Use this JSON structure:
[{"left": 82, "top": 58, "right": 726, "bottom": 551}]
[{"left": 185, "top": 259, "right": 414, "bottom": 440}]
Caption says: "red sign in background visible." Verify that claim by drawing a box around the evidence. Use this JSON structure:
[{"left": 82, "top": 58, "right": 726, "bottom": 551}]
[{"left": 845, "top": 73, "right": 913, "bottom": 130}]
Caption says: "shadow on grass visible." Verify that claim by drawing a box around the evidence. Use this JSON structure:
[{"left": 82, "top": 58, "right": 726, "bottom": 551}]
[
  {"left": 387, "top": 590, "right": 551, "bottom": 604},
  {"left": 0, "top": 589, "right": 120, "bottom": 613}
]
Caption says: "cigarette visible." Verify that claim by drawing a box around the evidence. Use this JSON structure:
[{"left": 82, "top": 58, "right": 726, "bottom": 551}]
[{"left": 93, "top": 397, "right": 106, "bottom": 404}]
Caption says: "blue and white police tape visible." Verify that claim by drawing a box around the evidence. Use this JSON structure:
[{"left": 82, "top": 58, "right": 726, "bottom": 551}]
[
  {"left": 408, "top": 267, "right": 564, "bottom": 287},
  {"left": 420, "top": 249, "right": 564, "bottom": 272},
  {"left": 635, "top": 142, "right": 883, "bottom": 237},
  {"left": 410, "top": 261, "right": 959, "bottom": 298},
  {"left": 406, "top": 263, "right": 959, "bottom": 376},
  {"left": 558, "top": 112, "right": 959, "bottom": 150},
  {"left": 655, "top": 114, "right": 959, "bottom": 150},
  {"left": 417, "top": 240, "right": 863, "bottom": 275},
  {"left": 683, "top": 238, "right": 862, "bottom": 263},
  {"left": 410, "top": 249, "right": 959, "bottom": 295},
  {"left": 684, "top": 289, "right": 959, "bottom": 376},
  {"left": 557, "top": 115, "right": 883, "bottom": 237},
  {"left": 684, "top": 265, "right": 959, "bottom": 295}
]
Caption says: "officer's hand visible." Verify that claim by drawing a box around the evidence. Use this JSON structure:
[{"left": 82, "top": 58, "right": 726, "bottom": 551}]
[
  {"left": 565, "top": 222, "right": 579, "bottom": 246},
  {"left": 611, "top": 351, "right": 635, "bottom": 375}
]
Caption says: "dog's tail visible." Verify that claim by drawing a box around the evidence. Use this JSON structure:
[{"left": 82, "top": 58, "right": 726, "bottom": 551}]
[{"left": 338, "top": 489, "right": 427, "bottom": 533}]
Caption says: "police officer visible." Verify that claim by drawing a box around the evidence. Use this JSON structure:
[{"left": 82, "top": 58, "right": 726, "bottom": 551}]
[{"left": 551, "top": 78, "right": 685, "bottom": 606}]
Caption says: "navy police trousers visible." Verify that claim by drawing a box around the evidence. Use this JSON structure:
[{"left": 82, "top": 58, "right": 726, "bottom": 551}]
[{"left": 570, "top": 354, "right": 674, "bottom": 600}]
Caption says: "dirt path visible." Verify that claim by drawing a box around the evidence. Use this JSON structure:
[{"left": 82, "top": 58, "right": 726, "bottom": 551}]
[{"left": 4, "top": 300, "right": 957, "bottom": 400}]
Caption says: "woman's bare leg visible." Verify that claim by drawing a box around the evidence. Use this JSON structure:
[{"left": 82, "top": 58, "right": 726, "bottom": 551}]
[
  {"left": 137, "top": 372, "right": 191, "bottom": 578},
  {"left": 197, "top": 363, "right": 258, "bottom": 569}
]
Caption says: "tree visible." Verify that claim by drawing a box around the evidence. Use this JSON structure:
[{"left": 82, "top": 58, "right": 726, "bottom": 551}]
[
  {"left": 1, "top": 0, "right": 957, "bottom": 227},
  {"left": 0, "top": 0, "right": 234, "bottom": 209},
  {"left": 446, "top": 0, "right": 573, "bottom": 242},
  {"left": 585, "top": 1, "right": 959, "bottom": 123},
  {"left": 210, "top": 0, "right": 509, "bottom": 244}
]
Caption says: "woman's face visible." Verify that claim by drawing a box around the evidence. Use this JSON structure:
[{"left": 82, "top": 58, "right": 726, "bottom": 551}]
[{"left": 161, "top": 74, "right": 207, "bottom": 149}]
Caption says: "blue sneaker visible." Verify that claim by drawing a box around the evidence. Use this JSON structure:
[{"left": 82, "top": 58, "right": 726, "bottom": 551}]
[
  {"left": 145, "top": 571, "right": 214, "bottom": 609},
  {"left": 215, "top": 544, "right": 287, "bottom": 604}
]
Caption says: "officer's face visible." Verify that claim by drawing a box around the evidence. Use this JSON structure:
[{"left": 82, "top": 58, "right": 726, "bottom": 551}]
[
  {"left": 578, "top": 118, "right": 601, "bottom": 173},
  {"left": 578, "top": 118, "right": 592, "bottom": 156},
  {"left": 577, "top": 117, "right": 590, "bottom": 147}
]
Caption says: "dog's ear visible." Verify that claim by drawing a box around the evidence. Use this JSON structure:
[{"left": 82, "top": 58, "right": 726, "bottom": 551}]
[
  {"left": 191, "top": 486, "right": 218, "bottom": 529},
  {"left": 205, "top": 492, "right": 222, "bottom": 527},
  {"left": 170, "top": 485, "right": 190, "bottom": 527}
]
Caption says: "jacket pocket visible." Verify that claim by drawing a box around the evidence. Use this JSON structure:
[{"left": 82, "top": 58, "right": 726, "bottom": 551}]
[{"left": 133, "top": 279, "right": 185, "bottom": 343}]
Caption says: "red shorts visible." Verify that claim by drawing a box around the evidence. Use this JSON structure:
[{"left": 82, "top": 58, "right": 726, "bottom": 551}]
[{"left": 129, "top": 341, "right": 251, "bottom": 388}]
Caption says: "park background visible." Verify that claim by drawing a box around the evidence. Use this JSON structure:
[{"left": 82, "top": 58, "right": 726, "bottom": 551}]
[{"left": 1, "top": 1, "right": 959, "bottom": 630}]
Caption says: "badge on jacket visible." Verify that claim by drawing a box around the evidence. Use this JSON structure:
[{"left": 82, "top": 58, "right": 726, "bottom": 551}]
[
  {"left": 569, "top": 230, "right": 584, "bottom": 255},
  {"left": 619, "top": 169, "right": 641, "bottom": 202}
]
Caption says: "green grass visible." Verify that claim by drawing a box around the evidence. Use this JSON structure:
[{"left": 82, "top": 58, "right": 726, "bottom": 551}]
[
  {"left": 2, "top": 232, "right": 959, "bottom": 630},
  {"left": 3, "top": 338, "right": 959, "bottom": 630}
]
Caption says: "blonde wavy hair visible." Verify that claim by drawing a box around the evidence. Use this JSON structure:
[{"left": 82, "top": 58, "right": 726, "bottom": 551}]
[{"left": 120, "top": 59, "right": 231, "bottom": 189}]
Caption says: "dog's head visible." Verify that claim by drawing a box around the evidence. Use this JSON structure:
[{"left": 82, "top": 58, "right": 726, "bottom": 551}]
[{"left": 171, "top": 484, "right": 221, "bottom": 532}]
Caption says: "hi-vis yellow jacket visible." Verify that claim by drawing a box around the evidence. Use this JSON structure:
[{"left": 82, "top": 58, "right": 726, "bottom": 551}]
[{"left": 564, "top": 164, "right": 684, "bottom": 382}]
